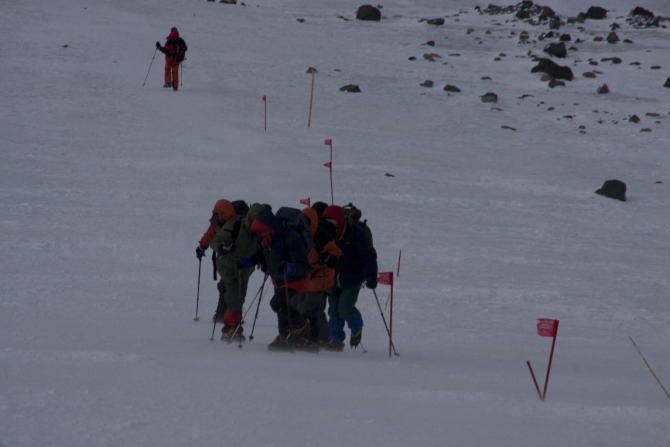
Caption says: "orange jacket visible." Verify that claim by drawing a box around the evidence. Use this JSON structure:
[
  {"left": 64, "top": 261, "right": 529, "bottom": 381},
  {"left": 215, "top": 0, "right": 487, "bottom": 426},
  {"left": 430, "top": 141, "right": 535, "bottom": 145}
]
[
  {"left": 301, "top": 208, "right": 343, "bottom": 292},
  {"left": 198, "top": 199, "right": 237, "bottom": 248}
]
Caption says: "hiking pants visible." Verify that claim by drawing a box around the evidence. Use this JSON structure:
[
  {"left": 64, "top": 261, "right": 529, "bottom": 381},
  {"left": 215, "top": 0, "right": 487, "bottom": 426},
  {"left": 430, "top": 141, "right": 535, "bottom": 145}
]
[
  {"left": 164, "top": 60, "right": 180, "bottom": 87},
  {"left": 270, "top": 287, "right": 306, "bottom": 337},
  {"left": 327, "top": 284, "right": 363, "bottom": 326},
  {"left": 292, "top": 291, "right": 329, "bottom": 343}
]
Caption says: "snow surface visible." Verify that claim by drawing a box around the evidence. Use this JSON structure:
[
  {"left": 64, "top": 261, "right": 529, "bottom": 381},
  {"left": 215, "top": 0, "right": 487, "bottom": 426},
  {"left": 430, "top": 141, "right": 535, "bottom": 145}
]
[{"left": 2, "top": 0, "right": 670, "bottom": 445}]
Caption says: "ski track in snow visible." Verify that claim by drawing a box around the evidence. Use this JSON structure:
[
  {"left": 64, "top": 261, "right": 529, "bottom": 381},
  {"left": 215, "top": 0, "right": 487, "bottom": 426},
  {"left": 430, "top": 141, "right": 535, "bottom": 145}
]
[{"left": 1, "top": 0, "right": 670, "bottom": 446}]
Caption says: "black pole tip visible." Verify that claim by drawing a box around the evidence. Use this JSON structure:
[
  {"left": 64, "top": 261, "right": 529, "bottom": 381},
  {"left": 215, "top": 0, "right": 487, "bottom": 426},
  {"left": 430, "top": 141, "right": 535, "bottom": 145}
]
[
  {"left": 394, "top": 353, "right": 400, "bottom": 356},
  {"left": 193, "top": 317, "right": 199, "bottom": 322},
  {"left": 209, "top": 338, "right": 214, "bottom": 341}
]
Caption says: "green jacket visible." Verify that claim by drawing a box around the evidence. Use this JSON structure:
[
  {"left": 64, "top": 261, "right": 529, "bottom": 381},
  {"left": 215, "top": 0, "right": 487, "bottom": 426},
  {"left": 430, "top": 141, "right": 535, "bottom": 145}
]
[{"left": 210, "top": 204, "right": 262, "bottom": 285}]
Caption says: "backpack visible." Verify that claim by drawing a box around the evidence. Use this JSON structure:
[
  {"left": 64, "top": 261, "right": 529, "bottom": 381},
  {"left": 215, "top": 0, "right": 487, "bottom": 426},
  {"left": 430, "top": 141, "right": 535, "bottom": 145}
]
[
  {"left": 275, "top": 207, "right": 314, "bottom": 253},
  {"left": 341, "top": 203, "right": 374, "bottom": 248},
  {"left": 172, "top": 39, "right": 187, "bottom": 62}
]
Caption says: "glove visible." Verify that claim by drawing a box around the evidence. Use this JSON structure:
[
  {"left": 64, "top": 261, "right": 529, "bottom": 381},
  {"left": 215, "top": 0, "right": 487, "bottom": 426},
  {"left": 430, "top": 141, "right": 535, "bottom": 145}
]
[
  {"left": 236, "top": 257, "right": 255, "bottom": 270},
  {"left": 365, "top": 277, "right": 378, "bottom": 290},
  {"left": 155, "top": 41, "right": 161, "bottom": 49},
  {"left": 283, "top": 262, "right": 296, "bottom": 277},
  {"left": 259, "top": 257, "right": 267, "bottom": 273},
  {"left": 195, "top": 245, "right": 206, "bottom": 260},
  {"left": 318, "top": 251, "right": 339, "bottom": 268},
  {"left": 216, "top": 243, "right": 235, "bottom": 257}
]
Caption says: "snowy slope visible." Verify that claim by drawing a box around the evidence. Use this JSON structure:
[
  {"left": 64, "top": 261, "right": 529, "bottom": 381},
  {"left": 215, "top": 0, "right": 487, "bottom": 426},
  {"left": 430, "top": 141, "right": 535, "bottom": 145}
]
[{"left": 1, "top": 0, "right": 669, "bottom": 446}]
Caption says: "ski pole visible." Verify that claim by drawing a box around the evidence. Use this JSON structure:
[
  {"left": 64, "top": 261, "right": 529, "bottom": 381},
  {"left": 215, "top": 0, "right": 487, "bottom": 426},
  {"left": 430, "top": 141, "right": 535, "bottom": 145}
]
[
  {"left": 249, "top": 274, "right": 269, "bottom": 341},
  {"left": 229, "top": 273, "right": 268, "bottom": 346},
  {"left": 194, "top": 257, "right": 202, "bottom": 321},
  {"left": 210, "top": 256, "right": 229, "bottom": 341},
  {"left": 284, "top": 273, "right": 293, "bottom": 337},
  {"left": 142, "top": 47, "right": 158, "bottom": 87},
  {"left": 372, "top": 289, "right": 400, "bottom": 356},
  {"left": 212, "top": 252, "right": 217, "bottom": 281},
  {"left": 237, "top": 272, "right": 243, "bottom": 349}
]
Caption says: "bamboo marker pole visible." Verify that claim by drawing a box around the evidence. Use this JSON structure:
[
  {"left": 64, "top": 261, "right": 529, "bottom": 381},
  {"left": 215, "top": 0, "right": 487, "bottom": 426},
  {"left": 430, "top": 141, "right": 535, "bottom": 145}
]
[{"left": 308, "top": 71, "right": 315, "bottom": 128}]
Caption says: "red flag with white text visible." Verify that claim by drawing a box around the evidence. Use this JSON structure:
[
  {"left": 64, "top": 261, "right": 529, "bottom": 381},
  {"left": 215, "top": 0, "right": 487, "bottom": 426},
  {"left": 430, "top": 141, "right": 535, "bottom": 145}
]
[{"left": 536, "top": 319, "right": 558, "bottom": 337}]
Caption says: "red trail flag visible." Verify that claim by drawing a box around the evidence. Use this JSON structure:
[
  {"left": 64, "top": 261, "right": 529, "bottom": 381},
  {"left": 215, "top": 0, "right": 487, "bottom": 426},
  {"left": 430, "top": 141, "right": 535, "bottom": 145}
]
[{"left": 299, "top": 198, "right": 311, "bottom": 207}]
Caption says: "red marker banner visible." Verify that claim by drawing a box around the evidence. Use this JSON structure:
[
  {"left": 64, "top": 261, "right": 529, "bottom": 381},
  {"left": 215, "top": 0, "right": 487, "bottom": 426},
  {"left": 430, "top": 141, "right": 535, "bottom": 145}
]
[
  {"left": 527, "top": 318, "right": 560, "bottom": 401},
  {"left": 299, "top": 198, "right": 310, "bottom": 207},
  {"left": 324, "top": 139, "right": 332, "bottom": 146},
  {"left": 377, "top": 271, "right": 393, "bottom": 285},
  {"left": 323, "top": 162, "right": 331, "bottom": 169}
]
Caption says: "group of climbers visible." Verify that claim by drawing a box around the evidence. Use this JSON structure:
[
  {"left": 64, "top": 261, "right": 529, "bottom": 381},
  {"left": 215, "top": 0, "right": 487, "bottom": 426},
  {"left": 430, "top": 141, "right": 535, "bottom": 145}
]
[{"left": 195, "top": 199, "right": 378, "bottom": 352}]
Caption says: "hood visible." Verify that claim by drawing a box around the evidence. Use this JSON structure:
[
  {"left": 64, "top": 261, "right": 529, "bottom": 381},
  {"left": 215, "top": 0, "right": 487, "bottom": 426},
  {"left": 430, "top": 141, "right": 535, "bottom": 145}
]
[
  {"left": 245, "top": 203, "right": 264, "bottom": 227},
  {"left": 167, "top": 28, "right": 179, "bottom": 40},
  {"left": 253, "top": 204, "right": 283, "bottom": 234},
  {"left": 311, "top": 201, "right": 329, "bottom": 217},
  {"left": 322, "top": 205, "right": 344, "bottom": 240},
  {"left": 212, "top": 199, "right": 237, "bottom": 222},
  {"left": 301, "top": 207, "right": 318, "bottom": 237}
]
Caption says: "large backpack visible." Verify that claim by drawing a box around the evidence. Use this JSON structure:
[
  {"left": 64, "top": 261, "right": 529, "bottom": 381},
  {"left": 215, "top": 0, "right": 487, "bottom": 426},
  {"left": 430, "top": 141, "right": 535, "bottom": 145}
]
[
  {"left": 275, "top": 207, "right": 314, "bottom": 253},
  {"left": 341, "top": 203, "right": 374, "bottom": 248},
  {"left": 172, "top": 39, "right": 187, "bottom": 62}
]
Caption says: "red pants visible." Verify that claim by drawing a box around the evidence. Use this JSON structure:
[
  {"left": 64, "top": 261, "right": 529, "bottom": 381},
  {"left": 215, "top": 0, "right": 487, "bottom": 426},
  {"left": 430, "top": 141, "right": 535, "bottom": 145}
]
[{"left": 164, "top": 60, "right": 180, "bottom": 87}]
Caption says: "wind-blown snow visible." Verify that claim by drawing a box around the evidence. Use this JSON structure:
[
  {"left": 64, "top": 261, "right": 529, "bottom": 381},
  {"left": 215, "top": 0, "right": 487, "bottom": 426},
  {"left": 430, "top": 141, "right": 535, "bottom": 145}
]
[{"left": 1, "top": 0, "right": 669, "bottom": 446}]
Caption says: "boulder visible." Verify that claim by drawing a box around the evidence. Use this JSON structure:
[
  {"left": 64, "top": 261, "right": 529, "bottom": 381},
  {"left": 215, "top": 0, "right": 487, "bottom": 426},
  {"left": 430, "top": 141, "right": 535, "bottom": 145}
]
[
  {"left": 516, "top": 10, "right": 531, "bottom": 20},
  {"left": 560, "top": 34, "right": 571, "bottom": 41},
  {"left": 481, "top": 92, "right": 498, "bottom": 103},
  {"left": 585, "top": 6, "right": 607, "bottom": 20},
  {"left": 629, "top": 115, "right": 640, "bottom": 123},
  {"left": 583, "top": 71, "right": 597, "bottom": 78},
  {"left": 664, "top": 78, "right": 670, "bottom": 88},
  {"left": 595, "top": 180, "right": 626, "bottom": 201},
  {"left": 543, "top": 42, "right": 567, "bottom": 58},
  {"left": 531, "top": 58, "right": 574, "bottom": 80},
  {"left": 549, "top": 18, "right": 561, "bottom": 29},
  {"left": 548, "top": 80, "right": 565, "bottom": 88},
  {"left": 597, "top": 83, "right": 609, "bottom": 93},
  {"left": 607, "top": 32, "right": 620, "bottom": 43},
  {"left": 631, "top": 7, "right": 654, "bottom": 17},
  {"left": 339, "top": 84, "right": 361, "bottom": 92},
  {"left": 426, "top": 18, "right": 445, "bottom": 25},
  {"left": 356, "top": 5, "right": 381, "bottom": 21},
  {"left": 443, "top": 85, "right": 461, "bottom": 92},
  {"left": 420, "top": 80, "right": 434, "bottom": 87}
]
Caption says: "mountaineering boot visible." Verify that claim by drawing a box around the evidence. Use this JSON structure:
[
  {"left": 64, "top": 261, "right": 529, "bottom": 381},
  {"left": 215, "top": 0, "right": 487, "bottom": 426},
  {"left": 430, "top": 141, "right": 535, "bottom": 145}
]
[
  {"left": 267, "top": 335, "right": 294, "bottom": 352},
  {"left": 293, "top": 333, "right": 319, "bottom": 353},
  {"left": 163, "top": 83, "right": 171, "bottom": 88},
  {"left": 221, "top": 324, "right": 246, "bottom": 343},
  {"left": 287, "top": 319, "right": 311, "bottom": 344},
  {"left": 350, "top": 328, "right": 362, "bottom": 349},
  {"left": 321, "top": 340, "right": 345, "bottom": 352}
]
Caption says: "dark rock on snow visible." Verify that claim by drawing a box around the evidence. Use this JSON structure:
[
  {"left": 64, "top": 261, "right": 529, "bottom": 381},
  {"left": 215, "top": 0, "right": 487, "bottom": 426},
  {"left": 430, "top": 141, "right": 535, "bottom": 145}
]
[
  {"left": 597, "top": 83, "right": 609, "bottom": 94},
  {"left": 585, "top": 6, "right": 607, "bottom": 20},
  {"left": 664, "top": 78, "right": 670, "bottom": 88},
  {"left": 629, "top": 115, "right": 640, "bottom": 123},
  {"left": 583, "top": 71, "right": 596, "bottom": 78},
  {"left": 560, "top": 34, "right": 571, "bottom": 41},
  {"left": 443, "top": 85, "right": 461, "bottom": 93},
  {"left": 420, "top": 80, "right": 434, "bottom": 87},
  {"left": 481, "top": 92, "right": 498, "bottom": 103},
  {"left": 544, "top": 42, "right": 567, "bottom": 58},
  {"left": 356, "top": 5, "right": 381, "bottom": 21},
  {"left": 426, "top": 18, "right": 445, "bottom": 25},
  {"left": 531, "top": 58, "right": 574, "bottom": 80},
  {"left": 631, "top": 7, "right": 654, "bottom": 18},
  {"left": 340, "top": 84, "right": 361, "bottom": 92},
  {"left": 595, "top": 179, "right": 626, "bottom": 202},
  {"left": 607, "top": 32, "right": 620, "bottom": 43},
  {"left": 548, "top": 80, "right": 565, "bottom": 88}
]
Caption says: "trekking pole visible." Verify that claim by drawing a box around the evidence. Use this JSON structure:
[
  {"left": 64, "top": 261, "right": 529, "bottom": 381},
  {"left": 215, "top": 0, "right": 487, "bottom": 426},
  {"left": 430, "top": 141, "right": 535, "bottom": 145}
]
[
  {"left": 212, "top": 252, "right": 217, "bottom": 281},
  {"left": 359, "top": 342, "right": 368, "bottom": 354},
  {"left": 372, "top": 289, "right": 400, "bottom": 356},
  {"left": 284, "top": 273, "right": 293, "bottom": 336},
  {"left": 180, "top": 62, "right": 183, "bottom": 87},
  {"left": 142, "top": 47, "right": 158, "bottom": 87},
  {"left": 249, "top": 274, "right": 269, "bottom": 341},
  {"left": 194, "top": 257, "right": 202, "bottom": 321},
  {"left": 210, "top": 256, "right": 229, "bottom": 341},
  {"left": 229, "top": 273, "right": 268, "bottom": 347},
  {"left": 237, "top": 272, "right": 243, "bottom": 349}
]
